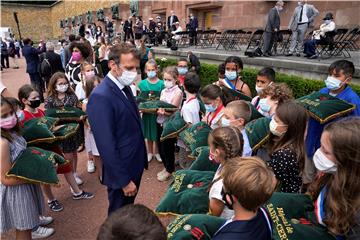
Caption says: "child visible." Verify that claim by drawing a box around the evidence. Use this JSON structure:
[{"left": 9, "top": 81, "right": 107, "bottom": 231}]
[
  {"left": 177, "top": 58, "right": 188, "bottom": 86},
  {"left": 44, "top": 72, "right": 84, "bottom": 186},
  {"left": 177, "top": 72, "right": 201, "bottom": 169},
  {"left": 97, "top": 204, "right": 166, "bottom": 240},
  {"left": 82, "top": 76, "right": 103, "bottom": 181},
  {"left": 217, "top": 56, "right": 252, "bottom": 97},
  {"left": 156, "top": 66, "right": 183, "bottom": 181},
  {"left": 221, "top": 100, "right": 252, "bottom": 157},
  {"left": 138, "top": 59, "right": 164, "bottom": 162},
  {"left": 75, "top": 61, "right": 96, "bottom": 101},
  {"left": 200, "top": 84, "right": 229, "bottom": 130},
  {"left": 0, "top": 97, "right": 54, "bottom": 239},
  {"left": 266, "top": 101, "right": 308, "bottom": 193},
  {"left": 208, "top": 127, "right": 244, "bottom": 219},
  {"left": 251, "top": 67, "right": 276, "bottom": 107},
  {"left": 305, "top": 60, "right": 360, "bottom": 184},
  {"left": 256, "top": 83, "right": 293, "bottom": 118},
  {"left": 18, "top": 84, "right": 94, "bottom": 208},
  {"left": 212, "top": 156, "right": 276, "bottom": 240},
  {"left": 308, "top": 117, "right": 360, "bottom": 239}
]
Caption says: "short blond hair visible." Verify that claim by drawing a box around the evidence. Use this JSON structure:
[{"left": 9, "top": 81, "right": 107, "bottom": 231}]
[
  {"left": 222, "top": 157, "right": 277, "bottom": 211},
  {"left": 225, "top": 100, "right": 251, "bottom": 124}
]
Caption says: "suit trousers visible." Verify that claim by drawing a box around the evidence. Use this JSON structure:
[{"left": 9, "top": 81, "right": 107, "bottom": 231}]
[
  {"left": 263, "top": 31, "right": 275, "bottom": 55},
  {"left": 289, "top": 23, "right": 308, "bottom": 54},
  {"left": 107, "top": 178, "right": 142, "bottom": 215},
  {"left": 1, "top": 54, "right": 9, "bottom": 68},
  {"left": 29, "top": 73, "right": 44, "bottom": 101}
]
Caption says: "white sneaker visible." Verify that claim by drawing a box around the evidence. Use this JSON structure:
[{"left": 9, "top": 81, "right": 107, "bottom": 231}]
[
  {"left": 39, "top": 216, "right": 54, "bottom": 226},
  {"left": 32, "top": 226, "right": 55, "bottom": 239},
  {"left": 154, "top": 154, "right": 162, "bottom": 163},
  {"left": 157, "top": 168, "right": 167, "bottom": 177},
  {"left": 157, "top": 171, "right": 172, "bottom": 182},
  {"left": 73, "top": 173, "right": 83, "bottom": 185},
  {"left": 147, "top": 153, "right": 153, "bottom": 162},
  {"left": 87, "top": 160, "right": 95, "bottom": 173}
]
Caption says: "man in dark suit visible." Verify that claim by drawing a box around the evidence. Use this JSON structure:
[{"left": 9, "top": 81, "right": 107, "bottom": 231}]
[
  {"left": 87, "top": 43, "right": 147, "bottom": 215},
  {"left": 40, "top": 41, "right": 64, "bottom": 86},
  {"left": 263, "top": 1, "right": 284, "bottom": 57},
  {"left": 22, "top": 38, "right": 45, "bottom": 100},
  {"left": 123, "top": 16, "right": 134, "bottom": 42},
  {"left": 167, "top": 10, "right": 179, "bottom": 32},
  {"left": 189, "top": 13, "right": 199, "bottom": 46},
  {"left": 187, "top": 51, "right": 201, "bottom": 74}
]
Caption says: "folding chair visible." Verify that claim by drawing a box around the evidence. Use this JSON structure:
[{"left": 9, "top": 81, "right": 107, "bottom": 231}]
[
  {"left": 205, "top": 30, "right": 218, "bottom": 48},
  {"left": 244, "top": 29, "right": 264, "bottom": 52},
  {"left": 318, "top": 28, "right": 348, "bottom": 59},
  {"left": 275, "top": 29, "right": 292, "bottom": 55},
  {"left": 331, "top": 27, "right": 360, "bottom": 58},
  {"left": 216, "top": 30, "right": 232, "bottom": 50}
]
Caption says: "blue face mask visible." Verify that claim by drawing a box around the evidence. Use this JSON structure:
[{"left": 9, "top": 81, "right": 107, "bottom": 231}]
[
  {"left": 147, "top": 71, "right": 157, "bottom": 79},
  {"left": 177, "top": 67, "right": 188, "bottom": 75},
  {"left": 259, "top": 98, "right": 271, "bottom": 113},
  {"left": 325, "top": 76, "right": 342, "bottom": 91},
  {"left": 225, "top": 71, "right": 237, "bottom": 81},
  {"left": 205, "top": 104, "right": 216, "bottom": 113},
  {"left": 221, "top": 117, "right": 231, "bottom": 127}
]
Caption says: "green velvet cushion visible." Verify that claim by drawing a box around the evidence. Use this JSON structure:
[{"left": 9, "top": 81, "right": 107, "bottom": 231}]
[
  {"left": 156, "top": 170, "right": 215, "bottom": 215},
  {"left": 22, "top": 117, "right": 59, "bottom": 144},
  {"left": 226, "top": 87, "right": 252, "bottom": 102},
  {"left": 296, "top": 92, "right": 355, "bottom": 124},
  {"left": 136, "top": 90, "right": 161, "bottom": 103},
  {"left": 45, "top": 106, "right": 86, "bottom": 122},
  {"left": 190, "top": 147, "right": 219, "bottom": 172},
  {"left": 139, "top": 100, "right": 178, "bottom": 114},
  {"left": 161, "top": 111, "right": 188, "bottom": 141},
  {"left": 167, "top": 214, "right": 226, "bottom": 240},
  {"left": 245, "top": 117, "right": 271, "bottom": 151},
  {"left": 265, "top": 192, "right": 335, "bottom": 240},
  {"left": 6, "top": 147, "right": 67, "bottom": 185},
  {"left": 179, "top": 122, "right": 212, "bottom": 155}
]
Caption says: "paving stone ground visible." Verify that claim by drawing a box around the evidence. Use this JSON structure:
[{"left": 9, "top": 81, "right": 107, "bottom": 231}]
[{"left": 0, "top": 58, "right": 173, "bottom": 240}]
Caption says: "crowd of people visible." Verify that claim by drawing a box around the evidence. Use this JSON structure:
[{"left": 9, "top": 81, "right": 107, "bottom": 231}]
[{"left": 1, "top": 12, "right": 360, "bottom": 240}]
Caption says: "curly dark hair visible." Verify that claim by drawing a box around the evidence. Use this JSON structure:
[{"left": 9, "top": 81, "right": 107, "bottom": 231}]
[{"left": 69, "top": 41, "right": 91, "bottom": 60}]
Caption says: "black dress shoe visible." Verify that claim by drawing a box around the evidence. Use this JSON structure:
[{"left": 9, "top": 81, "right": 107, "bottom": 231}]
[
  {"left": 296, "top": 53, "right": 301, "bottom": 57},
  {"left": 285, "top": 53, "right": 293, "bottom": 56}
]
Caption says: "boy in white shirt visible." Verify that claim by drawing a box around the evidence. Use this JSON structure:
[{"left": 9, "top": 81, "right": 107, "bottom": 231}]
[{"left": 178, "top": 71, "right": 201, "bottom": 168}]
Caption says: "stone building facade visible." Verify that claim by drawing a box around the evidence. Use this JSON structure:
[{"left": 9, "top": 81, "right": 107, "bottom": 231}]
[{"left": 1, "top": 0, "right": 359, "bottom": 41}]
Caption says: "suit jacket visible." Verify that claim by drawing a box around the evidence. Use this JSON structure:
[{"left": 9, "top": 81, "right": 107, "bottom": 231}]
[
  {"left": 40, "top": 51, "right": 64, "bottom": 76},
  {"left": 189, "top": 17, "right": 198, "bottom": 31},
  {"left": 167, "top": 15, "right": 179, "bottom": 30},
  {"left": 288, "top": 4, "right": 319, "bottom": 31},
  {"left": 265, "top": 7, "right": 280, "bottom": 33},
  {"left": 87, "top": 76, "right": 147, "bottom": 190},
  {"left": 189, "top": 54, "right": 200, "bottom": 74},
  {"left": 22, "top": 44, "right": 43, "bottom": 74}
]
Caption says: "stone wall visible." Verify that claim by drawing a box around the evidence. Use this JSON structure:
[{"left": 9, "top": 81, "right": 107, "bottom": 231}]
[{"left": 1, "top": 0, "right": 359, "bottom": 41}]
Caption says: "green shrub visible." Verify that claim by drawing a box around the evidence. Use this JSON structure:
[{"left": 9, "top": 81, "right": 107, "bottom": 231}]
[{"left": 155, "top": 58, "right": 360, "bottom": 98}]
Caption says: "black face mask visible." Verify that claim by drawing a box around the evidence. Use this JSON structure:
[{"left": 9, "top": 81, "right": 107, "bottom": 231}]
[
  {"left": 29, "top": 99, "right": 41, "bottom": 109},
  {"left": 221, "top": 188, "right": 234, "bottom": 210}
]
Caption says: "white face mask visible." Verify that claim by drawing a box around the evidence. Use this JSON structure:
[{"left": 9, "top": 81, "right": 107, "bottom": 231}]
[
  {"left": 255, "top": 86, "right": 264, "bottom": 94},
  {"left": 118, "top": 70, "right": 137, "bottom": 86},
  {"left": 325, "top": 76, "right": 343, "bottom": 91},
  {"left": 164, "top": 81, "right": 174, "bottom": 89},
  {"left": 221, "top": 117, "right": 231, "bottom": 127},
  {"left": 56, "top": 84, "right": 69, "bottom": 93},
  {"left": 269, "top": 118, "right": 287, "bottom": 137},
  {"left": 313, "top": 149, "right": 337, "bottom": 173}
]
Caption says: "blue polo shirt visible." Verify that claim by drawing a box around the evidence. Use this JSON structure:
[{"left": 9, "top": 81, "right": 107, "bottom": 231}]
[{"left": 212, "top": 208, "right": 272, "bottom": 240}]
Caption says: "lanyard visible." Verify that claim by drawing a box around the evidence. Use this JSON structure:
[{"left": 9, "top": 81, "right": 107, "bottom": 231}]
[
  {"left": 207, "top": 105, "right": 224, "bottom": 126},
  {"left": 185, "top": 96, "right": 196, "bottom": 104}
]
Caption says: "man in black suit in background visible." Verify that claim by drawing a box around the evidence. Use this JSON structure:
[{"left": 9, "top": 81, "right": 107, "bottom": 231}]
[
  {"left": 167, "top": 10, "right": 179, "bottom": 32},
  {"left": 263, "top": 1, "right": 284, "bottom": 57},
  {"left": 189, "top": 13, "right": 198, "bottom": 46}
]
